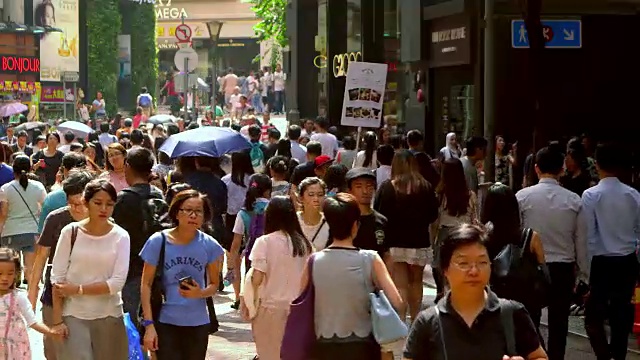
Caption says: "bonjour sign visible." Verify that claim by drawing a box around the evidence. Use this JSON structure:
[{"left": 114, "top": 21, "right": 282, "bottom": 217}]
[{"left": 0, "top": 56, "right": 40, "bottom": 75}]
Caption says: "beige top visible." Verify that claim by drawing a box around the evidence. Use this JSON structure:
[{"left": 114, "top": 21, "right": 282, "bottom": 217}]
[{"left": 249, "top": 230, "right": 309, "bottom": 309}]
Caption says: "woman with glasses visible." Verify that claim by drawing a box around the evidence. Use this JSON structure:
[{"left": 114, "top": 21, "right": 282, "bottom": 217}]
[
  {"left": 403, "top": 224, "right": 547, "bottom": 360},
  {"left": 140, "top": 189, "right": 224, "bottom": 359},
  {"left": 100, "top": 143, "right": 128, "bottom": 192}
]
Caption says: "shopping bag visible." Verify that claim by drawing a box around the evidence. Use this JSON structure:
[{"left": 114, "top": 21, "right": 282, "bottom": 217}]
[{"left": 124, "top": 313, "right": 145, "bottom": 360}]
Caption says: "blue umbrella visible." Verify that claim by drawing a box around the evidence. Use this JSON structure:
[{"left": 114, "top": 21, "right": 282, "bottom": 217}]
[{"left": 159, "top": 126, "right": 251, "bottom": 158}]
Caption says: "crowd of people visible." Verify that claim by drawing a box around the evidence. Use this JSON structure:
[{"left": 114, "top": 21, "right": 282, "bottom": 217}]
[{"left": 0, "top": 110, "right": 633, "bottom": 360}]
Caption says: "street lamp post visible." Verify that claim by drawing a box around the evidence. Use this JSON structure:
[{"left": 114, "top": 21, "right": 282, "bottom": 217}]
[{"left": 207, "top": 21, "right": 223, "bottom": 114}]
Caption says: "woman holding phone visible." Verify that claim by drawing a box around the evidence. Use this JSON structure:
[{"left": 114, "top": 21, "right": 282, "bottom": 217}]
[{"left": 140, "top": 189, "right": 224, "bottom": 359}]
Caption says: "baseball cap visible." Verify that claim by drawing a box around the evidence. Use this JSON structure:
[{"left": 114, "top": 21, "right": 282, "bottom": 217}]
[
  {"left": 314, "top": 155, "right": 334, "bottom": 168},
  {"left": 345, "top": 167, "right": 376, "bottom": 185}
]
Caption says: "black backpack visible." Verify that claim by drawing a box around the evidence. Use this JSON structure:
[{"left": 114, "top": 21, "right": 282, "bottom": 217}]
[
  {"left": 491, "top": 228, "right": 551, "bottom": 308},
  {"left": 122, "top": 188, "right": 172, "bottom": 237}
]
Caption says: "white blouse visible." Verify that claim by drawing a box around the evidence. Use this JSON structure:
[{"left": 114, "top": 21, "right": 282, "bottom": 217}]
[{"left": 51, "top": 223, "right": 130, "bottom": 320}]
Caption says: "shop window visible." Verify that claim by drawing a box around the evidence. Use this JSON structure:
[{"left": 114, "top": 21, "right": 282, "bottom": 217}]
[
  {"left": 316, "top": 0, "right": 328, "bottom": 116},
  {"left": 447, "top": 84, "right": 474, "bottom": 140},
  {"left": 383, "top": 0, "right": 399, "bottom": 116},
  {"left": 347, "top": 0, "right": 362, "bottom": 53}
]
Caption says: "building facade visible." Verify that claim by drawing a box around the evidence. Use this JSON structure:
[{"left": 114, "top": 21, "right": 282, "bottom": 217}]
[{"left": 287, "top": 0, "right": 400, "bottom": 126}]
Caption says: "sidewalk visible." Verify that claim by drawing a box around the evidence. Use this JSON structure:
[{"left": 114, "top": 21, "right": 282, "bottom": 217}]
[{"left": 206, "top": 291, "right": 255, "bottom": 359}]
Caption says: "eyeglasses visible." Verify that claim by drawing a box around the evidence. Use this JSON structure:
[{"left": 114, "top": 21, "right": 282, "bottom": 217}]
[
  {"left": 451, "top": 260, "right": 491, "bottom": 272},
  {"left": 179, "top": 208, "right": 204, "bottom": 217}
]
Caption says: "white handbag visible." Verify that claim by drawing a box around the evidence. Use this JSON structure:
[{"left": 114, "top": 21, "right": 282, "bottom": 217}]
[{"left": 241, "top": 268, "right": 260, "bottom": 320}]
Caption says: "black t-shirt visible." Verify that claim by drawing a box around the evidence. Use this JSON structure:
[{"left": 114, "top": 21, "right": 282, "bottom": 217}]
[
  {"left": 560, "top": 172, "right": 592, "bottom": 197},
  {"left": 265, "top": 142, "right": 278, "bottom": 159},
  {"left": 112, "top": 183, "right": 164, "bottom": 280},
  {"left": 290, "top": 161, "right": 316, "bottom": 186},
  {"left": 403, "top": 290, "right": 540, "bottom": 360},
  {"left": 374, "top": 180, "right": 438, "bottom": 249},
  {"left": 32, "top": 150, "right": 64, "bottom": 189},
  {"left": 353, "top": 210, "right": 388, "bottom": 255}
]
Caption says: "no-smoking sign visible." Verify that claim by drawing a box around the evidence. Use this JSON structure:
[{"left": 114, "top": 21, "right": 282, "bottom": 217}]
[{"left": 175, "top": 24, "right": 192, "bottom": 42}]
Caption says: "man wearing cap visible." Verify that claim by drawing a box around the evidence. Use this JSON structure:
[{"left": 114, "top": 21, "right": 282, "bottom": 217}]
[
  {"left": 314, "top": 155, "right": 333, "bottom": 178},
  {"left": 346, "top": 167, "right": 389, "bottom": 257}
]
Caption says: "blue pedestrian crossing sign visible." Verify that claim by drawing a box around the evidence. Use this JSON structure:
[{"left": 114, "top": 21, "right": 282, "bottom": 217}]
[{"left": 512, "top": 19, "right": 582, "bottom": 49}]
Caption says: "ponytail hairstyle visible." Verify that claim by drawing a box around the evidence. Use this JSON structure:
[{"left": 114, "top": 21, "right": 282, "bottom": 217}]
[
  {"left": 244, "top": 173, "right": 272, "bottom": 212},
  {"left": 12, "top": 155, "right": 32, "bottom": 190},
  {"left": 362, "top": 131, "right": 378, "bottom": 167}
]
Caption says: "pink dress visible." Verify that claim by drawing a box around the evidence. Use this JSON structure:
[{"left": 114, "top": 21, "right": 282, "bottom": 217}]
[
  {"left": 0, "top": 291, "right": 32, "bottom": 360},
  {"left": 249, "top": 231, "right": 310, "bottom": 360}
]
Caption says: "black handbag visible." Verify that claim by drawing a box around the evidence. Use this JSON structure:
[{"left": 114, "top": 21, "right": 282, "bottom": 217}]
[
  {"left": 137, "top": 233, "right": 166, "bottom": 337},
  {"left": 491, "top": 228, "right": 551, "bottom": 309}
]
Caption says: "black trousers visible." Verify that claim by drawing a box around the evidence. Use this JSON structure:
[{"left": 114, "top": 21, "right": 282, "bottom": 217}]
[
  {"left": 530, "top": 262, "right": 575, "bottom": 360},
  {"left": 156, "top": 322, "right": 209, "bottom": 360},
  {"left": 585, "top": 253, "right": 639, "bottom": 360}
]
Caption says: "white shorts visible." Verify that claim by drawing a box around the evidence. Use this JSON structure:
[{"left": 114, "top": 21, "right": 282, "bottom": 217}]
[{"left": 390, "top": 247, "right": 432, "bottom": 267}]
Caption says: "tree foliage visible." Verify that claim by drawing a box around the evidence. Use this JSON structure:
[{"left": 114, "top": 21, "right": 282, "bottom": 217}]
[
  {"left": 129, "top": 3, "right": 159, "bottom": 108},
  {"left": 250, "top": 0, "right": 288, "bottom": 67},
  {"left": 86, "top": 0, "right": 121, "bottom": 116}
]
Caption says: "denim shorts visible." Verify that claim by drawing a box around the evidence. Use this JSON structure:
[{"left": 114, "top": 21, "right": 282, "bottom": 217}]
[{"left": 1, "top": 233, "right": 37, "bottom": 253}]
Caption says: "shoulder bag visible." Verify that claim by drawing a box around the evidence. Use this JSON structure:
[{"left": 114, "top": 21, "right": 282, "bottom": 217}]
[
  {"left": 10, "top": 183, "right": 38, "bottom": 226},
  {"left": 435, "top": 297, "right": 518, "bottom": 359},
  {"left": 137, "top": 233, "right": 166, "bottom": 338},
  {"left": 364, "top": 251, "right": 408, "bottom": 345},
  {"left": 280, "top": 253, "right": 316, "bottom": 360}
]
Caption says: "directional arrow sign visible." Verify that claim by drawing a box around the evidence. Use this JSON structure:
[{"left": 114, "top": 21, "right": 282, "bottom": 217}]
[{"left": 512, "top": 19, "right": 581, "bottom": 49}]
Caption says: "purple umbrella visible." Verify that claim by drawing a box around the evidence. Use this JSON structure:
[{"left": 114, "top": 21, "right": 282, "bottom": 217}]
[{"left": 0, "top": 102, "right": 28, "bottom": 117}]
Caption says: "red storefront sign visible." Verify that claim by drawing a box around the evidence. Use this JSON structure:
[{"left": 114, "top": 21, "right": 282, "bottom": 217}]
[
  {"left": 0, "top": 56, "right": 40, "bottom": 74},
  {"left": 41, "top": 86, "right": 74, "bottom": 103}
]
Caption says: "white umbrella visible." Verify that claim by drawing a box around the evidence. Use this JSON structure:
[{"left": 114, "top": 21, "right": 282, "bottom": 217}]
[{"left": 57, "top": 121, "right": 94, "bottom": 139}]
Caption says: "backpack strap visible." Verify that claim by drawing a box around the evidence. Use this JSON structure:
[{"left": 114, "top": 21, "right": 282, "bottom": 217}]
[
  {"left": 520, "top": 228, "right": 533, "bottom": 256},
  {"left": 499, "top": 298, "right": 517, "bottom": 356},
  {"left": 238, "top": 210, "right": 252, "bottom": 238}
]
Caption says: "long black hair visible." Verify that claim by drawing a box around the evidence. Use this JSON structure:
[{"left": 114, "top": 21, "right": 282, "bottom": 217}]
[
  {"left": 265, "top": 196, "right": 312, "bottom": 257},
  {"left": 480, "top": 183, "right": 521, "bottom": 258},
  {"left": 276, "top": 139, "right": 292, "bottom": 158},
  {"left": 231, "top": 151, "right": 254, "bottom": 187},
  {"left": 12, "top": 155, "right": 31, "bottom": 190},
  {"left": 362, "top": 131, "right": 377, "bottom": 167},
  {"left": 244, "top": 173, "right": 272, "bottom": 211}
]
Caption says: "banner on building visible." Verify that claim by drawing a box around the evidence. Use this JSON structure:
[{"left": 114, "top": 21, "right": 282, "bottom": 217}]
[
  {"left": 34, "top": 0, "right": 80, "bottom": 82},
  {"left": 340, "top": 62, "right": 388, "bottom": 128},
  {"left": 0, "top": 82, "right": 39, "bottom": 94},
  {"left": 40, "top": 85, "right": 75, "bottom": 103}
]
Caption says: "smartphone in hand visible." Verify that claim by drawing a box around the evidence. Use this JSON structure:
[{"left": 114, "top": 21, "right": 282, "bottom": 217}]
[{"left": 179, "top": 276, "right": 195, "bottom": 290}]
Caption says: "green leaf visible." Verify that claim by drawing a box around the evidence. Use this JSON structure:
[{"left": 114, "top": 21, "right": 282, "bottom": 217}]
[
  {"left": 87, "top": 0, "right": 121, "bottom": 116},
  {"left": 250, "top": 0, "right": 288, "bottom": 65}
]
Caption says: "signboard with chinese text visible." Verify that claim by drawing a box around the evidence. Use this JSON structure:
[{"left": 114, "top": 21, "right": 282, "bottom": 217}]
[{"left": 40, "top": 85, "right": 74, "bottom": 103}]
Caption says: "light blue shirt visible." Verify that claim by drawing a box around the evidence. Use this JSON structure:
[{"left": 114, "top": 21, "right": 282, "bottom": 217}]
[
  {"left": 516, "top": 177, "right": 589, "bottom": 280},
  {"left": 38, "top": 190, "right": 68, "bottom": 234},
  {"left": 140, "top": 230, "right": 224, "bottom": 327},
  {"left": 290, "top": 141, "right": 307, "bottom": 164},
  {"left": 582, "top": 177, "right": 640, "bottom": 258}
]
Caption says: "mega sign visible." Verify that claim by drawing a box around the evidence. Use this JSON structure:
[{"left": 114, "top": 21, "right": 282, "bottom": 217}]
[
  {"left": 0, "top": 56, "right": 40, "bottom": 74},
  {"left": 155, "top": 0, "right": 188, "bottom": 19}
]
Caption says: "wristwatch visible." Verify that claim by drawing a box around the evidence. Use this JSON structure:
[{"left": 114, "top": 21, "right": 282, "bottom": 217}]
[{"left": 141, "top": 319, "right": 154, "bottom": 327}]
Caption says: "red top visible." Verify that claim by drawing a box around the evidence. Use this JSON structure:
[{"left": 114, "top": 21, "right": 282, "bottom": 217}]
[{"left": 166, "top": 80, "right": 177, "bottom": 96}]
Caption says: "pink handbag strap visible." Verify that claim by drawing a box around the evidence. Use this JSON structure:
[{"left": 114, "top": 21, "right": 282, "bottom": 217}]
[{"left": 2, "top": 291, "right": 15, "bottom": 342}]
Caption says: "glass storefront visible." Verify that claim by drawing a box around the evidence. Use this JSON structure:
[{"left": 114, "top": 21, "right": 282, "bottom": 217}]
[
  {"left": 316, "top": 0, "right": 328, "bottom": 116},
  {"left": 383, "top": 0, "right": 399, "bottom": 116}
]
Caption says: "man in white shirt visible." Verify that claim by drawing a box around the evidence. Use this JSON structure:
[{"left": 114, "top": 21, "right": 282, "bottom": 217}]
[
  {"left": 287, "top": 125, "right": 307, "bottom": 164},
  {"left": 273, "top": 64, "right": 286, "bottom": 114},
  {"left": 260, "top": 66, "right": 273, "bottom": 113},
  {"left": 246, "top": 70, "right": 263, "bottom": 113},
  {"left": 310, "top": 117, "right": 338, "bottom": 159}
]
